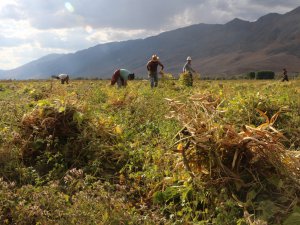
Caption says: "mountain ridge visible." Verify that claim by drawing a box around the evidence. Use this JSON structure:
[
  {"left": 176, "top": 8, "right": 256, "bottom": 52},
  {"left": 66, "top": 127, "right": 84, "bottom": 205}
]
[{"left": 1, "top": 6, "right": 300, "bottom": 79}]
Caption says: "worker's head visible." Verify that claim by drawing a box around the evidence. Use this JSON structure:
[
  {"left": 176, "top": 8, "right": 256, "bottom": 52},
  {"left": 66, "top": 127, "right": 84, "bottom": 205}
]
[
  {"left": 151, "top": 54, "right": 159, "bottom": 61},
  {"left": 128, "top": 73, "right": 135, "bottom": 80},
  {"left": 187, "top": 56, "right": 192, "bottom": 61},
  {"left": 283, "top": 68, "right": 287, "bottom": 71}
]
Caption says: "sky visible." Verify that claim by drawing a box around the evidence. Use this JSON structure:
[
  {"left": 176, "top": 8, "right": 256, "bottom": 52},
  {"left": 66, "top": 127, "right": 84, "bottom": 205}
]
[{"left": 0, "top": 0, "right": 299, "bottom": 70}]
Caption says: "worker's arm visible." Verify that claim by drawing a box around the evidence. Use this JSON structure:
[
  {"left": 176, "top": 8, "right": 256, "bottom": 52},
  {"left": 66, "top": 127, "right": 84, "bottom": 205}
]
[
  {"left": 146, "top": 61, "right": 150, "bottom": 71},
  {"left": 183, "top": 63, "right": 187, "bottom": 73},
  {"left": 158, "top": 61, "right": 164, "bottom": 70}
]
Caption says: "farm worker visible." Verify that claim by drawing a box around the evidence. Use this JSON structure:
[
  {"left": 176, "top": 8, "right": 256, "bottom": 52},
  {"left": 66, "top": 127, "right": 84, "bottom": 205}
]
[
  {"left": 281, "top": 68, "right": 289, "bottom": 82},
  {"left": 147, "top": 54, "right": 164, "bottom": 88},
  {"left": 52, "top": 74, "right": 70, "bottom": 84},
  {"left": 111, "top": 69, "right": 135, "bottom": 88},
  {"left": 183, "top": 56, "right": 196, "bottom": 85}
]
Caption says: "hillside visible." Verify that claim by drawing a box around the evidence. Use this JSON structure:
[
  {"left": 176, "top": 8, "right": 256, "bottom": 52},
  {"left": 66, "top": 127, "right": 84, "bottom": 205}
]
[{"left": 1, "top": 6, "right": 300, "bottom": 79}]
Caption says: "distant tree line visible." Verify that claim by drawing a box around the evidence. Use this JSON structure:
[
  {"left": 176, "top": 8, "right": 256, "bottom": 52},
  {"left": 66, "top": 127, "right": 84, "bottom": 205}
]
[
  {"left": 247, "top": 71, "right": 275, "bottom": 79},
  {"left": 246, "top": 71, "right": 300, "bottom": 80},
  {"left": 70, "top": 72, "right": 300, "bottom": 81}
]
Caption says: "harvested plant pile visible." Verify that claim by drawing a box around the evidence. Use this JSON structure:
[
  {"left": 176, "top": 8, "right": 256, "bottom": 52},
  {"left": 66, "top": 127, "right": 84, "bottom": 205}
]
[
  {"left": 17, "top": 99, "right": 121, "bottom": 177},
  {"left": 166, "top": 93, "right": 300, "bottom": 224},
  {"left": 179, "top": 72, "right": 193, "bottom": 87},
  {"left": 20, "top": 100, "right": 86, "bottom": 160}
]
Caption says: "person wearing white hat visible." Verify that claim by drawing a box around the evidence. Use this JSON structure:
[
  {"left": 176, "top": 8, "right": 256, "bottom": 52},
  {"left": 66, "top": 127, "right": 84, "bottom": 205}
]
[
  {"left": 183, "top": 56, "right": 196, "bottom": 85},
  {"left": 146, "top": 54, "right": 164, "bottom": 88},
  {"left": 183, "top": 56, "right": 196, "bottom": 74}
]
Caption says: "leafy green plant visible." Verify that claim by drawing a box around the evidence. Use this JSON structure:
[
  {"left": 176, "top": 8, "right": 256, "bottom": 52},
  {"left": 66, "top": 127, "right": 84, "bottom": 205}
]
[{"left": 0, "top": 79, "right": 299, "bottom": 224}]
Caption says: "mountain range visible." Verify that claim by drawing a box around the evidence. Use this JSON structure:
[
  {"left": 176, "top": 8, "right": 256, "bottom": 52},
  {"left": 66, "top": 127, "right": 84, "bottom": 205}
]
[{"left": 1, "top": 6, "right": 300, "bottom": 79}]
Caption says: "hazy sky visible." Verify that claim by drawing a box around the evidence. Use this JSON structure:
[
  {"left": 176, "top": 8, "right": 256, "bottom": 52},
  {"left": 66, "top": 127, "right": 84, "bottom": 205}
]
[{"left": 0, "top": 0, "right": 299, "bottom": 70}]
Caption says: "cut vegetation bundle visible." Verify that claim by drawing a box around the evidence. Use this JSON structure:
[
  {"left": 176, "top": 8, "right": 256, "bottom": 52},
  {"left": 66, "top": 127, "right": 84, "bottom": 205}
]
[
  {"left": 16, "top": 99, "right": 123, "bottom": 178},
  {"left": 179, "top": 72, "right": 193, "bottom": 87},
  {"left": 166, "top": 94, "right": 300, "bottom": 224}
]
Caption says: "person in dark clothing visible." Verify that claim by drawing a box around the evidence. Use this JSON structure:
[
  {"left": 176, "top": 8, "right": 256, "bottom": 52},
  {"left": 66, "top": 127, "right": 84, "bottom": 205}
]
[
  {"left": 111, "top": 69, "right": 135, "bottom": 88},
  {"left": 146, "top": 54, "right": 164, "bottom": 88},
  {"left": 282, "top": 68, "right": 289, "bottom": 82}
]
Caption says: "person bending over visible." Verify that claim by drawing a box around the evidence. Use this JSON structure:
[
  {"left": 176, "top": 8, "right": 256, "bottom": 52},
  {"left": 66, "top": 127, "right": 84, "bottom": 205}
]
[
  {"left": 52, "top": 74, "right": 70, "bottom": 84},
  {"left": 111, "top": 69, "right": 135, "bottom": 88}
]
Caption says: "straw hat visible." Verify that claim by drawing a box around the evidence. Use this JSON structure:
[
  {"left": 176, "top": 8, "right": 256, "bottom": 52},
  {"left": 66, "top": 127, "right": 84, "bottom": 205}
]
[
  {"left": 187, "top": 56, "right": 192, "bottom": 61},
  {"left": 151, "top": 54, "right": 159, "bottom": 61}
]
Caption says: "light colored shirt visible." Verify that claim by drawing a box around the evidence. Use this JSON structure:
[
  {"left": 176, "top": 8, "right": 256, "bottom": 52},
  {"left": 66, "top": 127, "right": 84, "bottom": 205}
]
[
  {"left": 58, "top": 74, "right": 68, "bottom": 79},
  {"left": 119, "top": 69, "right": 131, "bottom": 81},
  {"left": 183, "top": 62, "right": 195, "bottom": 73}
]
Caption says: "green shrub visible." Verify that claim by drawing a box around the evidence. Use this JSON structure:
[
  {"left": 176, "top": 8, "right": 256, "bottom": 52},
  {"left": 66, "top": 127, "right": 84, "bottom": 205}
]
[
  {"left": 247, "top": 72, "right": 256, "bottom": 79},
  {"left": 255, "top": 71, "right": 275, "bottom": 79},
  {"left": 0, "top": 177, "right": 154, "bottom": 225}
]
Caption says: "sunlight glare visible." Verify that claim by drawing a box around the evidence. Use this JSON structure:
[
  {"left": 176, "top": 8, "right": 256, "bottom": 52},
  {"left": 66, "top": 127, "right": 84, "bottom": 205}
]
[
  {"left": 65, "top": 2, "right": 75, "bottom": 13},
  {"left": 85, "top": 25, "right": 93, "bottom": 33}
]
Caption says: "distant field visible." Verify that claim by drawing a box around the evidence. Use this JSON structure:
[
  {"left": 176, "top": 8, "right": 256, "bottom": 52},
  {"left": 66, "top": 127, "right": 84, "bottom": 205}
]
[{"left": 0, "top": 79, "right": 299, "bottom": 224}]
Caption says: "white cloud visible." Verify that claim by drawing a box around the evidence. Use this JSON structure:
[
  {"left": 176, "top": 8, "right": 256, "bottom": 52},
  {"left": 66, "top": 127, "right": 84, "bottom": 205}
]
[
  {"left": 0, "top": 43, "right": 67, "bottom": 69},
  {"left": 0, "top": 0, "right": 18, "bottom": 9},
  {"left": 86, "top": 28, "right": 157, "bottom": 43}
]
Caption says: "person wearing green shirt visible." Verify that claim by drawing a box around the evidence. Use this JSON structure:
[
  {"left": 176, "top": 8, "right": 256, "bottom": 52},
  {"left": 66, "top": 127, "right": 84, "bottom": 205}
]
[{"left": 111, "top": 69, "right": 135, "bottom": 88}]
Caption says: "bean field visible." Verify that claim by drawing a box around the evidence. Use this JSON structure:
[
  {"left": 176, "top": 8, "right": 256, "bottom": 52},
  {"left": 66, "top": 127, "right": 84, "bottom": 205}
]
[{"left": 0, "top": 79, "right": 299, "bottom": 224}]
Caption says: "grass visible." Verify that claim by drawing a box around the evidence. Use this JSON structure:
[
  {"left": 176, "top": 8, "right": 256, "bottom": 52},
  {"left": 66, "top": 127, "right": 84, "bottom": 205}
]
[{"left": 0, "top": 78, "right": 299, "bottom": 224}]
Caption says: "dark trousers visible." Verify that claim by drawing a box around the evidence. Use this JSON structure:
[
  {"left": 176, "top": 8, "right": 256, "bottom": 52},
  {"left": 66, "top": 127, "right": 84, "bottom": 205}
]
[
  {"left": 189, "top": 72, "right": 193, "bottom": 86},
  {"left": 282, "top": 75, "right": 289, "bottom": 82},
  {"left": 61, "top": 75, "right": 69, "bottom": 84},
  {"left": 149, "top": 72, "right": 158, "bottom": 88}
]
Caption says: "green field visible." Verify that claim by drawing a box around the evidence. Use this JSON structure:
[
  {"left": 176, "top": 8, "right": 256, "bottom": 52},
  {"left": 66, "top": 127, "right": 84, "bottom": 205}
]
[{"left": 0, "top": 79, "right": 299, "bottom": 224}]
